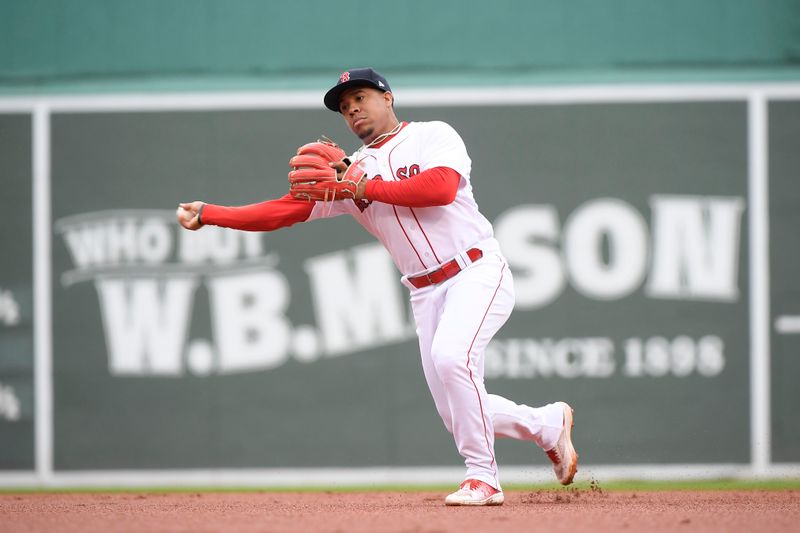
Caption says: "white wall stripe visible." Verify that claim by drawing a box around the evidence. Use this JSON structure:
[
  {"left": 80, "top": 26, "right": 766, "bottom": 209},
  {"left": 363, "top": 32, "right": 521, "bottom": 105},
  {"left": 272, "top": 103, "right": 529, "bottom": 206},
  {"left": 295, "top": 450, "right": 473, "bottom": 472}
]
[
  {"left": 0, "top": 465, "right": 799, "bottom": 489},
  {"left": 748, "top": 93, "right": 771, "bottom": 475},
  {"left": 32, "top": 105, "right": 53, "bottom": 485},
  {"left": 0, "top": 83, "right": 799, "bottom": 113}
]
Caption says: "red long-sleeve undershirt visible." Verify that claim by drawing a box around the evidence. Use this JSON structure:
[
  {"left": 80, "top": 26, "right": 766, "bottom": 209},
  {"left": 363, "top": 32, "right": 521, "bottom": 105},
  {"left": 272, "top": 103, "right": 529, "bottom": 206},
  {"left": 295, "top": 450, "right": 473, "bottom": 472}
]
[
  {"left": 200, "top": 194, "right": 312, "bottom": 231},
  {"left": 366, "top": 166, "right": 460, "bottom": 207},
  {"left": 200, "top": 166, "right": 460, "bottom": 231}
]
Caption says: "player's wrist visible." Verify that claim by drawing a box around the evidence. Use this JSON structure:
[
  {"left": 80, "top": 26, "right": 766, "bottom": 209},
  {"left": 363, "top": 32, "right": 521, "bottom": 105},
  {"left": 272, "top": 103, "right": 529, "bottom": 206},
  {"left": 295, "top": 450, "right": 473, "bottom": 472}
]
[
  {"left": 355, "top": 178, "right": 368, "bottom": 201},
  {"left": 197, "top": 203, "right": 205, "bottom": 226},
  {"left": 362, "top": 179, "right": 376, "bottom": 201}
]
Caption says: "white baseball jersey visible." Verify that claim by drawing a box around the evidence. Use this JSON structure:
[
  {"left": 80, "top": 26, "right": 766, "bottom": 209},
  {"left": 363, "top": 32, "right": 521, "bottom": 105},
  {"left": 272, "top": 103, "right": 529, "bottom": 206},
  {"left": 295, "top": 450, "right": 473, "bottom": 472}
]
[{"left": 307, "top": 121, "right": 497, "bottom": 278}]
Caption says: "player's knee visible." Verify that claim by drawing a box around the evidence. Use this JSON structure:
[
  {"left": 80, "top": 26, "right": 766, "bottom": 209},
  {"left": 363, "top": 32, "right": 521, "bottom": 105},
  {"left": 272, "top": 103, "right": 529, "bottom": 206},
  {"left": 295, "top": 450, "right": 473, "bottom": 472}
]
[{"left": 430, "top": 348, "right": 464, "bottom": 382}]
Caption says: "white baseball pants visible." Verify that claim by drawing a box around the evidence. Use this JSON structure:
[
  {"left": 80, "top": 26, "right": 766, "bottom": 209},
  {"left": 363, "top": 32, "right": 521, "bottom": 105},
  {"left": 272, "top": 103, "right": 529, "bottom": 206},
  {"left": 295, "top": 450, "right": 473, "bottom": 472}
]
[{"left": 407, "top": 247, "right": 565, "bottom": 490}]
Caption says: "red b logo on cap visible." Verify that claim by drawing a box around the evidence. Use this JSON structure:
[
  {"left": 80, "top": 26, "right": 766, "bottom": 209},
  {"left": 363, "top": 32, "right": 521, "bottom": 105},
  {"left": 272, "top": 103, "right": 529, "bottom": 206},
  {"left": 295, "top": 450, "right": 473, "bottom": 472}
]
[{"left": 339, "top": 71, "right": 350, "bottom": 83}]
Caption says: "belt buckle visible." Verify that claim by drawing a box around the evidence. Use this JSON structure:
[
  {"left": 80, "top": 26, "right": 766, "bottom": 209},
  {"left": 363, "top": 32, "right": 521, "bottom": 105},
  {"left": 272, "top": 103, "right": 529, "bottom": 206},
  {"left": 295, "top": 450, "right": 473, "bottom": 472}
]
[{"left": 417, "top": 265, "right": 443, "bottom": 287}]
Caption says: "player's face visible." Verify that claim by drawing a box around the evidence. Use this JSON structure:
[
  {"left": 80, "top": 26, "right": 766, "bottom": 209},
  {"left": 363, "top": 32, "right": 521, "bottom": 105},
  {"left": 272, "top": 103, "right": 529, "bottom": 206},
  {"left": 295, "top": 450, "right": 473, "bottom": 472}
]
[{"left": 338, "top": 87, "right": 396, "bottom": 144}]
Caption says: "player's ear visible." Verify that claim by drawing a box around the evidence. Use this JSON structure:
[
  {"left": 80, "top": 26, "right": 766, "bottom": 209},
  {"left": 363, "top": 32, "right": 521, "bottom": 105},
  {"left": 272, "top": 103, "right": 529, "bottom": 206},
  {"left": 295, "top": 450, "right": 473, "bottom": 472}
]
[{"left": 384, "top": 91, "right": 394, "bottom": 108}]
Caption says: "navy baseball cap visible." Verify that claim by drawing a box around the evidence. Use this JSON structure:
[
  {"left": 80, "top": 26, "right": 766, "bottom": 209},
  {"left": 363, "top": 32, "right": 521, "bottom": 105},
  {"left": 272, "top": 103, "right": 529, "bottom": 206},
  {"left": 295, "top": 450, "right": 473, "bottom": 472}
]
[{"left": 324, "top": 67, "right": 392, "bottom": 112}]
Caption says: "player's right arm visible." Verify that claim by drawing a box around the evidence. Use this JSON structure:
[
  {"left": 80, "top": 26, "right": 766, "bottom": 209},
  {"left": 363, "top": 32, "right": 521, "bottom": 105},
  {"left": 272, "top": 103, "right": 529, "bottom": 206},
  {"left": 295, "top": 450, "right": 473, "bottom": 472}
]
[
  {"left": 178, "top": 139, "right": 355, "bottom": 231},
  {"left": 176, "top": 194, "right": 314, "bottom": 232}
]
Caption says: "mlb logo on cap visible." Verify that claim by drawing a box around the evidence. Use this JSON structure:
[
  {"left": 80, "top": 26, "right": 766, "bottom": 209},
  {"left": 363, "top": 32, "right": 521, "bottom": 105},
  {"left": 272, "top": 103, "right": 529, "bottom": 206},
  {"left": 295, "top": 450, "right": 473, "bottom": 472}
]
[{"left": 325, "top": 67, "right": 392, "bottom": 112}]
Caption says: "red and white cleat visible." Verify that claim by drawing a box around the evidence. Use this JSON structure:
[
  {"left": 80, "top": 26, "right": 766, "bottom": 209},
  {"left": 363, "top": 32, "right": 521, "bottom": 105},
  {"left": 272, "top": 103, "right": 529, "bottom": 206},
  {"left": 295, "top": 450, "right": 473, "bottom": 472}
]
[
  {"left": 546, "top": 402, "right": 578, "bottom": 485},
  {"left": 444, "top": 479, "right": 504, "bottom": 506}
]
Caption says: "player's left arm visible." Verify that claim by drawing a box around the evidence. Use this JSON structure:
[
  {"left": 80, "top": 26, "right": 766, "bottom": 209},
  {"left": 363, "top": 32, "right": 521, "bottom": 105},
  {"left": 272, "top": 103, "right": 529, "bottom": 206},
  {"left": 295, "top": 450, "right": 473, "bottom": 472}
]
[
  {"left": 363, "top": 167, "right": 460, "bottom": 207},
  {"left": 364, "top": 122, "right": 470, "bottom": 207},
  {"left": 288, "top": 123, "right": 467, "bottom": 208}
]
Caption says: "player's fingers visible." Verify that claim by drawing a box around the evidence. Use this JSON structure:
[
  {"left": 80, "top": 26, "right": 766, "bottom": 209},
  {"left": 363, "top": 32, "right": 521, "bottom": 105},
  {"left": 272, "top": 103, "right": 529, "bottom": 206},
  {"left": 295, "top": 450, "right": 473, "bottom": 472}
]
[
  {"left": 179, "top": 202, "right": 199, "bottom": 214},
  {"left": 185, "top": 214, "right": 202, "bottom": 230},
  {"left": 176, "top": 204, "right": 201, "bottom": 230},
  {"left": 181, "top": 201, "right": 205, "bottom": 212}
]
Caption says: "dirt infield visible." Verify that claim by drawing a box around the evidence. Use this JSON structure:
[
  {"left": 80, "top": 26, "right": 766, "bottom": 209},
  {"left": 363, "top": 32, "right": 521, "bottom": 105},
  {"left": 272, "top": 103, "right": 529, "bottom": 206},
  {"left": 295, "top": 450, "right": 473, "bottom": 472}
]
[{"left": 1, "top": 489, "right": 798, "bottom": 532}]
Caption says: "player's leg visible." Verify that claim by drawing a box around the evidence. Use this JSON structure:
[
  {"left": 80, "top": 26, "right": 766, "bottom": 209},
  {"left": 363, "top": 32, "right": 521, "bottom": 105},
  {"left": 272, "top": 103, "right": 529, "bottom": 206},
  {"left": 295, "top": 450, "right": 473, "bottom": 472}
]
[
  {"left": 409, "top": 288, "right": 453, "bottom": 434},
  {"left": 411, "top": 284, "right": 505, "bottom": 505},
  {"left": 474, "top": 275, "right": 578, "bottom": 485},
  {"left": 487, "top": 395, "right": 564, "bottom": 450},
  {"left": 493, "top": 398, "right": 579, "bottom": 486},
  {"left": 438, "top": 254, "right": 578, "bottom": 486},
  {"left": 428, "top": 252, "right": 514, "bottom": 490}
]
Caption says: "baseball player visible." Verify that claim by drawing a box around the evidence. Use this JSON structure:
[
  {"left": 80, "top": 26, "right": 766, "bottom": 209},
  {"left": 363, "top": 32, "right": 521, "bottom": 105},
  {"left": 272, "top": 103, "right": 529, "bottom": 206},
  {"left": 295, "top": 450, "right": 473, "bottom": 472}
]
[{"left": 177, "top": 68, "right": 578, "bottom": 506}]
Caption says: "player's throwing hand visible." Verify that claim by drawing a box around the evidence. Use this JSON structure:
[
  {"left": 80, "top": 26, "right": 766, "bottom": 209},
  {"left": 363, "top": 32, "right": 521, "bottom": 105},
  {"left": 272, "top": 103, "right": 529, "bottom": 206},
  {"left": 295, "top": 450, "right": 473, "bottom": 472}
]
[{"left": 176, "top": 201, "right": 204, "bottom": 230}]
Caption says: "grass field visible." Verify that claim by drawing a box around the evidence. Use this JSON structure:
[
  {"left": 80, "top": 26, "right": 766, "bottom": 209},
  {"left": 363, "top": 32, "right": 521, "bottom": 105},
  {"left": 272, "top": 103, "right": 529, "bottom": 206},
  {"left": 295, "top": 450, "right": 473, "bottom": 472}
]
[{"left": 2, "top": 478, "right": 799, "bottom": 493}]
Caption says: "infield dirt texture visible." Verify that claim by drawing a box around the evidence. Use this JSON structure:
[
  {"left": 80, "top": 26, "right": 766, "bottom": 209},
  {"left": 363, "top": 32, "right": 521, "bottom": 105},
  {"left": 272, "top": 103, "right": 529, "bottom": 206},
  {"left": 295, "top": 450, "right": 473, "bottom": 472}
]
[{"left": 1, "top": 487, "right": 799, "bottom": 532}]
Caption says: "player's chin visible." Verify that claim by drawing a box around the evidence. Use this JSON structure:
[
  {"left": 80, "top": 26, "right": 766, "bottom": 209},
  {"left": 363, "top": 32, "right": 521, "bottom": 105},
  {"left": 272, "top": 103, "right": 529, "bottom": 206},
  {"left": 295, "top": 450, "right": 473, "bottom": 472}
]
[{"left": 353, "top": 123, "right": 373, "bottom": 141}]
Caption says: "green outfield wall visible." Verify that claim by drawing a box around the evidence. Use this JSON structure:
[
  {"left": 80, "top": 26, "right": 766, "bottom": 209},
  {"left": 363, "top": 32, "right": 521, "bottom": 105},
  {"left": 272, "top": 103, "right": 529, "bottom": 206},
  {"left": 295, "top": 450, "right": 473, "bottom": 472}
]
[
  {"left": 48, "top": 101, "right": 749, "bottom": 468},
  {"left": 1, "top": 0, "right": 799, "bottom": 93},
  {"left": 1, "top": 86, "right": 798, "bottom": 484},
  {"left": 769, "top": 100, "right": 800, "bottom": 462},
  {"left": 0, "top": 114, "right": 34, "bottom": 469}
]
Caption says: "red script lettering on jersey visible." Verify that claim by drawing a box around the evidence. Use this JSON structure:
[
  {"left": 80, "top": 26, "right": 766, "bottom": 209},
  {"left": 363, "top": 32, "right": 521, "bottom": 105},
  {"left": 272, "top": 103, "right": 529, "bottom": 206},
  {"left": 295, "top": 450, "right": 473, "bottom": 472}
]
[{"left": 396, "top": 164, "right": 421, "bottom": 180}]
